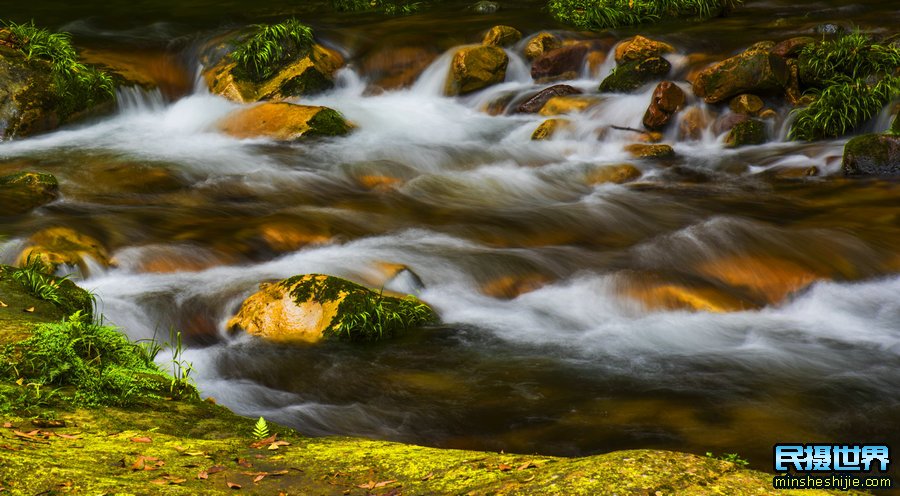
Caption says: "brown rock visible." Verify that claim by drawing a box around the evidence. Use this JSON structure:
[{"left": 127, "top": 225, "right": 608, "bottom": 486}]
[
  {"left": 445, "top": 45, "right": 509, "bottom": 96},
  {"left": 482, "top": 25, "right": 522, "bottom": 47},
  {"left": 642, "top": 81, "right": 686, "bottom": 130},
  {"left": 531, "top": 118, "right": 571, "bottom": 140},
  {"left": 770, "top": 37, "right": 815, "bottom": 59},
  {"left": 691, "top": 41, "right": 782, "bottom": 103},
  {"left": 713, "top": 112, "right": 750, "bottom": 135},
  {"left": 515, "top": 84, "right": 582, "bottom": 114},
  {"left": 614, "top": 35, "right": 675, "bottom": 64},
  {"left": 216, "top": 102, "right": 351, "bottom": 141},
  {"left": 538, "top": 95, "right": 600, "bottom": 116},
  {"left": 586, "top": 164, "right": 642, "bottom": 185},
  {"left": 624, "top": 143, "right": 675, "bottom": 159},
  {"left": 728, "top": 94, "right": 764, "bottom": 115},
  {"left": 362, "top": 46, "right": 439, "bottom": 90},
  {"left": 79, "top": 47, "right": 193, "bottom": 100},
  {"left": 524, "top": 32, "right": 562, "bottom": 60},
  {"left": 531, "top": 43, "right": 588, "bottom": 81},
  {"left": 678, "top": 106, "right": 715, "bottom": 141}
]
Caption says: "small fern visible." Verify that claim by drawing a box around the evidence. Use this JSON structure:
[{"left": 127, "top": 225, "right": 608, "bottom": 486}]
[{"left": 252, "top": 416, "right": 270, "bottom": 439}]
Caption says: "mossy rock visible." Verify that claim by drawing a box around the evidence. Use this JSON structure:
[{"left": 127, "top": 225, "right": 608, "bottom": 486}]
[
  {"left": 892, "top": 113, "right": 900, "bottom": 134},
  {"left": 0, "top": 265, "right": 93, "bottom": 344},
  {"left": 599, "top": 57, "right": 671, "bottom": 93},
  {"left": 624, "top": 143, "right": 675, "bottom": 159},
  {"left": 482, "top": 25, "right": 522, "bottom": 47},
  {"left": 691, "top": 41, "right": 782, "bottom": 103},
  {"left": 524, "top": 32, "right": 562, "bottom": 60},
  {"left": 204, "top": 44, "right": 344, "bottom": 103},
  {"left": 444, "top": 45, "right": 509, "bottom": 96},
  {"left": 227, "top": 274, "right": 437, "bottom": 343},
  {"left": 842, "top": 134, "right": 900, "bottom": 176},
  {"left": 614, "top": 35, "right": 675, "bottom": 64},
  {"left": 725, "top": 119, "right": 767, "bottom": 148},
  {"left": 216, "top": 102, "right": 352, "bottom": 141},
  {"left": 531, "top": 118, "right": 571, "bottom": 140},
  {"left": 0, "top": 171, "right": 59, "bottom": 215}
]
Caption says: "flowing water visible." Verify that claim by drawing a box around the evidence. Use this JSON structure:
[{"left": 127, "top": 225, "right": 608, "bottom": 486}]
[{"left": 2, "top": 0, "right": 900, "bottom": 474}]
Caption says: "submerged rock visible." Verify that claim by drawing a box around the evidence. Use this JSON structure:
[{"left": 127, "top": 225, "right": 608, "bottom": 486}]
[
  {"left": 842, "top": 134, "right": 900, "bottom": 176},
  {"left": 472, "top": 0, "right": 500, "bottom": 14},
  {"left": 531, "top": 118, "right": 571, "bottom": 140},
  {"left": 444, "top": 45, "right": 509, "bottom": 95},
  {"left": 599, "top": 57, "right": 671, "bottom": 93},
  {"left": 524, "top": 32, "right": 562, "bottom": 60},
  {"left": 539, "top": 95, "right": 600, "bottom": 116},
  {"left": 216, "top": 102, "right": 351, "bottom": 141},
  {"left": 586, "top": 163, "right": 642, "bottom": 185},
  {"left": 691, "top": 41, "right": 782, "bottom": 103},
  {"left": 530, "top": 43, "right": 588, "bottom": 81},
  {"left": 362, "top": 45, "right": 439, "bottom": 90},
  {"left": 643, "top": 81, "right": 685, "bottom": 130},
  {"left": 625, "top": 143, "right": 675, "bottom": 159},
  {"left": 17, "top": 227, "right": 111, "bottom": 275},
  {"left": 0, "top": 171, "right": 59, "bottom": 215},
  {"left": 728, "top": 94, "right": 764, "bottom": 115},
  {"left": 725, "top": 119, "right": 767, "bottom": 147},
  {"left": 204, "top": 44, "right": 344, "bottom": 103},
  {"left": 515, "top": 84, "right": 582, "bottom": 113},
  {"left": 678, "top": 106, "right": 715, "bottom": 141},
  {"left": 227, "top": 274, "right": 437, "bottom": 343},
  {"left": 482, "top": 25, "right": 521, "bottom": 47}
]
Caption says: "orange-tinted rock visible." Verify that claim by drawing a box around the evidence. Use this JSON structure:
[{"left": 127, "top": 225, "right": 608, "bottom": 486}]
[
  {"left": 696, "top": 255, "right": 823, "bottom": 305},
  {"left": 18, "top": 227, "right": 110, "bottom": 274},
  {"left": 538, "top": 95, "right": 600, "bottom": 116},
  {"left": 524, "top": 32, "right": 562, "bottom": 60},
  {"left": 516, "top": 84, "right": 582, "bottom": 114},
  {"left": 79, "top": 47, "right": 193, "bottom": 100},
  {"left": 678, "top": 106, "right": 715, "bottom": 141},
  {"left": 621, "top": 278, "right": 755, "bottom": 313},
  {"left": 531, "top": 118, "right": 572, "bottom": 140},
  {"left": 728, "top": 94, "right": 764, "bottom": 115},
  {"left": 216, "top": 102, "right": 351, "bottom": 141},
  {"left": 531, "top": 43, "right": 588, "bottom": 81},
  {"left": 642, "top": 81, "right": 686, "bottom": 130},
  {"left": 691, "top": 41, "right": 782, "bottom": 103},
  {"left": 444, "top": 45, "right": 509, "bottom": 96},
  {"left": 614, "top": 36, "right": 675, "bottom": 64},
  {"left": 363, "top": 46, "right": 439, "bottom": 90},
  {"left": 481, "top": 273, "right": 551, "bottom": 299},
  {"left": 770, "top": 37, "right": 814, "bottom": 59},
  {"left": 586, "top": 164, "right": 642, "bottom": 185},
  {"left": 624, "top": 143, "right": 675, "bottom": 159},
  {"left": 482, "top": 25, "right": 522, "bottom": 47}
]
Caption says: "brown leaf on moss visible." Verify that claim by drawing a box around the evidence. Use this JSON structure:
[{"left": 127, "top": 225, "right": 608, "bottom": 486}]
[
  {"left": 130, "top": 436, "right": 152, "bottom": 443},
  {"left": 516, "top": 461, "right": 536, "bottom": 471},
  {"left": 253, "top": 473, "right": 266, "bottom": 483},
  {"left": 227, "top": 481, "right": 242, "bottom": 489},
  {"left": 498, "top": 464, "right": 513, "bottom": 471},
  {"left": 421, "top": 472, "right": 434, "bottom": 481},
  {"left": 2, "top": 422, "right": 12, "bottom": 428},
  {"left": 24, "top": 306, "right": 35, "bottom": 313},
  {"left": 249, "top": 434, "right": 277, "bottom": 449},
  {"left": 56, "top": 433, "right": 81, "bottom": 440},
  {"left": 207, "top": 465, "right": 226, "bottom": 474},
  {"left": 198, "top": 470, "right": 208, "bottom": 480}
]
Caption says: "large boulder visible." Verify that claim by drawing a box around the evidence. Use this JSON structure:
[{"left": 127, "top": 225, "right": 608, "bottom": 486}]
[
  {"left": 691, "top": 41, "right": 783, "bottom": 103},
  {"left": 842, "top": 134, "right": 900, "bottom": 176},
  {"left": 227, "top": 274, "right": 437, "bottom": 343},
  {"left": 444, "top": 45, "right": 509, "bottom": 96},
  {"left": 643, "top": 81, "right": 685, "bottom": 130},
  {"left": 530, "top": 43, "right": 588, "bottom": 81},
  {"left": 216, "top": 102, "right": 351, "bottom": 141},
  {"left": 0, "top": 171, "right": 59, "bottom": 215},
  {"left": 599, "top": 57, "right": 671, "bottom": 93},
  {"left": 482, "top": 25, "right": 522, "bottom": 47},
  {"left": 515, "top": 84, "right": 582, "bottom": 113},
  {"left": 204, "top": 44, "right": 344, "bottom": 103}
]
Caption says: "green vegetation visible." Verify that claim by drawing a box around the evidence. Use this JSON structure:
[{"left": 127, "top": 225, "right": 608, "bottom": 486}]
[
  {"left": 11, "top": 255, "right": 71, "bottom": 308},
  {"left": 2, "top": 20, "right": 114, "bottom": 116},
  {"left": 231, "top": 18, "right": 314, "bottom": 82},
  {"left": 332, "top": 0, "right": 430, "bottom": 16},
  {"left": 0, "top": 312, "right": 195, "bottom": 412},
  {"left": 706, "top": 451, "right": 750, "bottom": 468},
  {"left": 548, "top": 0, "right": 742, "bottom": 31},
  {"left": 790, "top": 32, "right": 900, "bottom": 141},
  {"left": 252, "top": 416, "right": 270, "bottom": 439}
]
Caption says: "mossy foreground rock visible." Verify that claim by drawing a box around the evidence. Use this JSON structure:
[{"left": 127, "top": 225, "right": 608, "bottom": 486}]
[
  {"left": 0, "top": 171, "right": 59, "bottom": 215},
  {"left": 216, "top": 102, "right": 351, "bottom": 141},
  {"left": 228, "top": 274, "right": 436, "bottom": 343},
  {"left": 204, "top": 44, "right": 344, "bottom": 103},
  {"left": 445, "top": 45, "right": 509, "bottom": 96},
  {"left": 842, "top": 134, "right": 900, "bottom": 176},
  {"left": 692, "top": 41, "right": 783, "bottom": 103},
  {"left": 0, "top": 397, "right": 857, "bottom": 495},
  {"left": 0, "top": 265, "right": 93, "bottom": 344}
]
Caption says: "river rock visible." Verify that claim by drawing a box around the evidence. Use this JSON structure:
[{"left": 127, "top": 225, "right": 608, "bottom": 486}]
[
  {"left": 642, "top": 81, "right": 685, "bottom": 130},
  {"left": 678, "top": 106, "right": 715, "bottom": 140},
  {"left": 586, "top": 163, "right": 642, "bottom": 185},
  {"left": 625, "top": 143, "right": 675, "bottom": 159},
  {"left": 531, "top": 43, "right": 588, "bottom": 81},
  {"left": 531, "top": 118, "right": 571, "bottom": 140},
  {"left": 227, "top": 274, "right": 437, "bottom": 343},
  {"left": 204, "top": 44, "right": 344, "bottom": 103},
  {"left": 599, "top": 57, "right": 671, "bottom": 93},
  {"left": 538, "top": 95, "right": 600, "bottom": 116},
  {"left": 216, "top": 102, "right": 351, "bottom": 141},
  {"left": 473, "top": 0, "right": 500, "bottom": 14},
  {"left": 842, "top": 134, "right": 900, "bottom": 176},
  {"left": 515, "top": 84, "right": 582, "bottom": 113},
  {"left": 445, "top": 45, "right": 509, "bottom": 96},
  {"left": 725, "top": 119, "right": 767, "bottom": 147},
  {"left": 728, "top": 94, "right": 764, "bottom": 115},
  {"left": 0, "top": 171, "right": 59, "bottom": 215},
  {"left": 614, "top": 35, "right": 675, "bottom": 64},
  {"left": 770, "top": 37, "right": 815, "bottom": 59},
  {"left": 524, "top": 32, "right": 562, "bottom": 60},
  {"left": 482, "top": 25, "right": 521, "bottom": 47},
  {"left": 691, "top": 41, "right": 782, "bottom": 103},
  {"left": 362, "top": 45, "right": 439, "bottom": 90},
  {"left": 18, "top": 227, "right": 111, "bottom": 275}
]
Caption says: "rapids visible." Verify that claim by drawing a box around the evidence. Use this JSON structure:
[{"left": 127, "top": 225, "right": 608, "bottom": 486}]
[{"left": 1, "top": 0, "right": 899, "bottom": 472}]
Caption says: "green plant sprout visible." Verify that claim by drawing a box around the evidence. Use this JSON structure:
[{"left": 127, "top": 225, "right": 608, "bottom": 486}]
[{"left": 253, "top": 416, "right": 270, "bottom": 439}]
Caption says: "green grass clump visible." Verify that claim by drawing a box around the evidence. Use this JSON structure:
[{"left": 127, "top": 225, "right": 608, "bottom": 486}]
[
  {"left": 12, "top": 255, "right": 71, "bottom": 307},
  {"left": 790, "top": 32, "right": 900, "bottom": 141},
  {"left": 0, "top": 313, "right": 192, "bottom": 409},
  {"left": 332, "top": 0, "right": 428, "bottom": 15},
  {"left": 231, "top": 18, "right": 315, "bottom": 83},
  {"left": 547, "top": 0, "right": 742, "bottom": 30},
  {"left": 3, "top": 20, "right": 115, "bottom": 117},
  {"left": 333, "top": 292, "right": 436, "bottom": 341}
]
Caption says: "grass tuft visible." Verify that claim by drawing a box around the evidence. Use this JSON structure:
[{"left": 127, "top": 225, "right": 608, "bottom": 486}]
[
  {"left": 3, "top": 20, "right": 114, "bottom": 117},
  {"left": 231, "top": 18, "right": 315, "bottom": 82},
  {"left": 547, "top": 0, "right": 742, "bottom": 30}
]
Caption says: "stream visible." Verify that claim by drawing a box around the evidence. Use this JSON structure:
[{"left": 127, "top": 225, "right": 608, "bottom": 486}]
[{"left": 1, "top": 0, "right": 899, "bottom": 473}]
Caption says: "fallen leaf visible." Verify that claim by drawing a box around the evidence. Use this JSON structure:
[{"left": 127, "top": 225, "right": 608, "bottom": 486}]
[
  {"left": 498, "top": 464, "right": 513, "bottom": 472},
  {"left": 357, "top": 480, "right": 397, "bottom": 489},
  {"left": 249, "top": 434, "right": 277, "bottom": 449},
  {"left": 270, "top": 470, "right": 289, "bottom": 476},
  {"left": 253, "top": 473, "right": 266, "bottom": 483},
  {"left": 130, "top": 436, "right": 152, "bottom": 443},
  {"left": 56, "top": 433, "right": 81, "bottom": 440},
  {"left": 130, "top": 455, "right": 161, "bottom": 471},
  {"left": 165, "top": 476, "right": 187, "bottom": 484},
  {"left": 516, "top": 461, "right": 536, "bottom": 471},
  {"left": 13, "top": 430, "right": 40, "bottom": 441},
  {"left": 15, "top": 378, "right": 23, "bottom": 386},
  {"left": 374, "top": 480, "right": 397, "bottom": 488},
  {"left": 2, "top": 423, "right": 12, "bottom": 428},
  {"left": 0, "top": 300, "right": 7, "bottom": 307},
  {"left": 236, "top": 458, "right": 252, "bottom": 468},
  {"left": 421, "top": 472, "right": 435, "bottom": 481},
  {"left": 32, "top": 419, "right": 65, "bottom": 428},
  {"left": 23, "top": 307, "right": 34, "bottom": 313},
  {"left": 227, "top": 481, "right": 242, "bottom": 489},
  {"left": 197, "top": 470, "right": 208, "bottom": 480},
  {"left": 207, "top": 466, "right": 226, "bottom": 475},
  {"left": 150, "top": 479, "right": 167, "bottom": 485},
  {"left": 522, "top": 474, "right": 535, "bottom": 482},
  {"left": 0, "top": 444, "right": 20, "bottom": 451}
]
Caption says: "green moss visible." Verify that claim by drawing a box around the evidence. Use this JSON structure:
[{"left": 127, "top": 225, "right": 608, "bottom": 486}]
[
  {"left": 0, "top": 313, "right": 192, "bottom": 410},
  {"left": 332, "top": 0, "right": 435, "bottom": 16},
  {"left": 0, "top": 264, "right": 92, "bottom": 320},
  {"left": 599, "top": 57, "right": 671, "bottom": 93},
  {"left": 2, "top": 20, "right": 114, "bottom": 118},
  {"left": 0, "top": 171, "right": 58, "bottom": 214},
  {"left": 278, "top": 66, "right": 335, "bottom": 96},
  {"left": 726, "top": 119, "right": 767, "bottom": 147},
  {"left": 305, "top": 107, "right": 352, "bottom": 137},
  {"left": 548, "top": 0, "right": 742, "bottom": 31},
  {"left": 231, "top": 18, "right": 315, "bottom": 83}
]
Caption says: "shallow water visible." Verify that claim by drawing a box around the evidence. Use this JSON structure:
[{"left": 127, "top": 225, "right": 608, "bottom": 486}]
[{"left": 2, "top": 0, "right": 899, "bottom": 474}]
